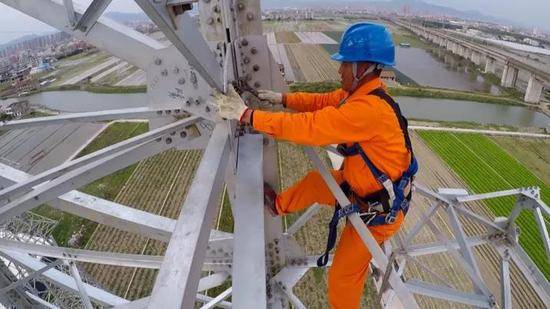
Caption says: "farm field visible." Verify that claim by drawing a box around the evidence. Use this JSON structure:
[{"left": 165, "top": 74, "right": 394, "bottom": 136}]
[
  {"left": 263, "top": 20, "right": 348, "bottom": 32},
  {"left": 274, "top": 31, "right": 301, "bottom": 43},
  {"left": 285, "top": 44, "right": 340, "bottom": 82},
  {"left": 417, "top": 131, "right": 550, "bottom": 280},
  {"left": 32, "top": 122, "right": 148, "bottom": 247},
  {"left": 84, "top": 149, "right": 203, "bottom": 299},
  {"left": 490, "top": 136, "right": 550, "bottom": 184},
  {"left": 295, "top": 32, "right": 338, "bottom": 44}
]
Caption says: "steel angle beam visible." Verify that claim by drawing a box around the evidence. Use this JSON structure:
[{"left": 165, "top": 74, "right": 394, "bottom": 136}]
[
  {"left": 0, "top": 107, "right": 181, "bottom": 130},
  {"left": 404, "top": 236, "right": 488, "bottom": 257},
  {"left": 1, "top": 163, "right": 233, "bottom": 245},
  {"left": 231, "top": 134, "right": 267, "bottom": 308},
  {"left": 0, "top": 116, "right": 200, "bottom": 204},
  {"left": 66, "top": 260, "right": 93, "bottom": 309},
  {"left": 0, "top": 251, "right": 128, "bottom": 307},
  {"left": 495, "top": 244, "right": 550, "bottom": 304},
  {"left": 405, "top": 279, "right": 493, "bottom": 308},
  {"left": 25, "top": 291, "right": 60, "bottom": 309},
  {"left": 499, "top": 250, "right": 512, "bottom": 309},
  {"left": 148, "top": 124, "right": 229, "bottom": 309},
  {"left": 62, "top": 0, "right": 76, "bottom": 25},
  {"left": 0, "top": 0, "right": 164, "bottom": 69},
  {"left": 285, "top": 203, "right": 320, "bottom": 236},
  {"left": 0, "top": 138, "right": 168, "bottom": 221},
  {"left": 456, "top": 189, "right": 522, "bottom": 203},
  {"left": 199, "top": 287, "right": 232, "bottom": 309},
  {"left": 0, "top": 239, "right": 163, "bottom": 268},
  {"left": 135, "top": 0, "right": 223, "bottom": 91},
  {"left": 303, "top": 147, "right": 419, "bottom": 308},
  {"left": 272, "top": 266, "right": 309, "bottom": 309},
  {"left": 73, "top": 0, "right": 112, "bottom": 33},
  {"left": 533, "top": 207, "right": 550, "bottom": 257},
  {"left": 0, "top": 259, "right": 62, "bottom": 294}
]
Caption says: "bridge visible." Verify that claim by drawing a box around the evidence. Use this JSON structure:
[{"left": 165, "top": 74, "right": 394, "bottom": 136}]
[{"left": 394, "top": 19, "right": 550, "bottom": 104}]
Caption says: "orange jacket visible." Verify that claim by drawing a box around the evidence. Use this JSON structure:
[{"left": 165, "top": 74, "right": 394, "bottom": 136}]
[{"left": 253, "top": 78, "right": 411, "bottom": 197}]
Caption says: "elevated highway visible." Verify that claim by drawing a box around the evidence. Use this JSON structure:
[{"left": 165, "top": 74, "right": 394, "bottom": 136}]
[{"left": 395, "top": 20, "right": 550, "bottom": 104}]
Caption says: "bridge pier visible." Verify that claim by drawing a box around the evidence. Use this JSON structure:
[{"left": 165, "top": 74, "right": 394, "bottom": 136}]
[
  {"left": 484, "top": 57, "right": 496, "bottom": 74},
  {"left": 501, "top": 64, "right": 518, "bottom": 88},
  {"left": 524, "top": 74, "right": 544, "bottom": 103},
  {"left": 471, "top": 51, "right": 481, "bottom": 65}
]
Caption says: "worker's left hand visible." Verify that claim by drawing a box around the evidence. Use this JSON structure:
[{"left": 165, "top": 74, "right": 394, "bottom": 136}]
[{"left": 212, "top": 84, "right": 249, "bottom": 121}]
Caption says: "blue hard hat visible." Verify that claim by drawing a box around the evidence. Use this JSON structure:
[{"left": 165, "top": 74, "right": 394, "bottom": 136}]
[{"left": 331, "top": 22, "right": 395, "bottom": 66}]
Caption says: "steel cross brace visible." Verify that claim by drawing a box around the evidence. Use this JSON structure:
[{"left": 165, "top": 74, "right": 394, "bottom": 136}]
[
  {"left": 0, "top": 116, "right": 200, "bottom": 205},
  {"left": 147, "top": 123, "right": 229, "bottom": 309},
  {"left": 303, "top": 147, "right": 419, "bottom": 308},
  {"left": 0, "top": 107, "right": 185, "bottom": 130}
]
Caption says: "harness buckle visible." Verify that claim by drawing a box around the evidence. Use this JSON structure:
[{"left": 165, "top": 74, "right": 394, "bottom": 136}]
[{"left": 385, "top": 212, "right": 397, "bottom": 224}]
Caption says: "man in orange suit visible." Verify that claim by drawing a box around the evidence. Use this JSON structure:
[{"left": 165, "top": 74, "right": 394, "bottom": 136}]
[{"left": 216, "top": 22, "right": 418, "bottom": 308}]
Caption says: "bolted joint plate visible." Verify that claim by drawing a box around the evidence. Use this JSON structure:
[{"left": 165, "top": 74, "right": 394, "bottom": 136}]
[
  {"left": 235, "top": 35, "right": 287, "bottom": 92},
  {"left": 146, "top": 46, "right": 222, "bottom": 128}
]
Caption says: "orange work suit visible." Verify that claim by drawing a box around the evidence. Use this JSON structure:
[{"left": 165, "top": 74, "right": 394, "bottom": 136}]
[{"left": 252, "top": 77, "right": 411, "bottom": 308}]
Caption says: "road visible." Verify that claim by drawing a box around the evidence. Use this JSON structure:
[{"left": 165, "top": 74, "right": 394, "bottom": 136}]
[{"left": 61, "top": 57, "right": 120, "bottom": 86}]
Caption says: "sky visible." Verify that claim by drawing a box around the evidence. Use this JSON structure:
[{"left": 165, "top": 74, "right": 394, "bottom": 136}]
[{"left": 0, "top": 0, "right": 549, "bottom": 44}]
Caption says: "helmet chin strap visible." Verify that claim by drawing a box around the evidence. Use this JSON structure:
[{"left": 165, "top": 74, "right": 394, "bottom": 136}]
[{"left": 351, "top": 62, "right": 381, "bottom": 92}]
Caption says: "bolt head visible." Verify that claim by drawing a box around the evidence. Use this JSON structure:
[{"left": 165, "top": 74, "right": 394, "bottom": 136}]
[
  {"left": 241, "top": 38, "right": 248, "bottom": 46},
  {"left": 173, "top": 67, "right": 180, "bottom": 74},
  {"left": 161, "top": 69, "right": 168, "bottom": 76},
  {"left": 180, "top": 131, "right": 187, "bottom": 138},
  {"left": 251, "top": 47, "right": 258, "bottom": 54},
  {"left": 178, "top": 78, "right": 186, "bottom": 85},
  {"left": 154, "top": 58, "right": 162, "bottom": 65},
  {"left": 166, "top": 137, "right": 172, "bottom": 144},
  {"left": 253, "top": 64, "right": 260, "bottom": 71},
  {"left": 246, "top": 12, "right": 254, "bottom": 21},
  {"left": 207, "top": 17, "right": 214, "bottom": 25}
]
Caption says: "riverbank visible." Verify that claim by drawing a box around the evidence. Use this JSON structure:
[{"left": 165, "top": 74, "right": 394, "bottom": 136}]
[
  {"left": 289, "top": 81, "right": 525, "bottom": 106},
  {"left": 41, "top": 83, "right": 147, "bottom": 94}
]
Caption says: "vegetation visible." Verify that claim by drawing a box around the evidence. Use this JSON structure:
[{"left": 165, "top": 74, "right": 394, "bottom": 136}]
[
  {"left": 275, "top": 31, "right": 302, "bottom": 43},
  {"left": 388, "top": 86, "right": 522, "bottom": 105},
  {"left": 286, "top": 44, "right": 340, "bottom": 82},
  {"left": 288, "top": 81, "right": 523, "bottom": 106},
  {"left": 41, "top": 84, "right": 146, "bottom": 94},
  {"left": 32, "top": 122, "right": 149, "bottom": 247},
  {"left": 417, "top": 131, "right": 550, "bottom": 279}
]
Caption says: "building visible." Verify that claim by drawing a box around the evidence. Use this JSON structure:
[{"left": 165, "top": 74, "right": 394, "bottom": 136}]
[{"left": 0, "top": 98, "right": 30, "bottom": 119}]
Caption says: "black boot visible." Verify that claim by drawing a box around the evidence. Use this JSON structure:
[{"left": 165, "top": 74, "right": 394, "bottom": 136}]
[{"left": 264, "top": 182, "right": 278, "bottom": 216}]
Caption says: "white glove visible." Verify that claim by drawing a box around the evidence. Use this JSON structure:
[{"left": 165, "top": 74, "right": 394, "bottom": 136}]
[
  {"left": 213, "top": 85, "right": 248, "bottom": 121},
  {"left": 258, "top": 90, "right": 283, "bottom": 105}
]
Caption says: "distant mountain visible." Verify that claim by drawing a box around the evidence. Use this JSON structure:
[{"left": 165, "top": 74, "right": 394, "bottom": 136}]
[
  {"left": 262, "top": 0, "right": 515, "bottom": 26},
  {"left": 104, "top": 11, "right": 150, "bottom": 23}
]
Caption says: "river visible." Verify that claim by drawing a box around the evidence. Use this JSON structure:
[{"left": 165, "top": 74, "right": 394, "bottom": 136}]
[
  {"left": 395, "top": 46, "right": 501, "bottom": 94},
  {"left": 9, "top": 90, "right": 548, "bottom": 128}
]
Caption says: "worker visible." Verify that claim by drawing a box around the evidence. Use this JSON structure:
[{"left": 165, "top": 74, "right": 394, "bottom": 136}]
[{"left": 215, "top": 22, "right": 418, "bottom": 308}]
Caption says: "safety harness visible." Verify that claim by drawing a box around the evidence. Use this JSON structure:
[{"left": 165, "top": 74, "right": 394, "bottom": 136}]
[{"left": 317, "top": 88, "right": 419, "bottom": 267}]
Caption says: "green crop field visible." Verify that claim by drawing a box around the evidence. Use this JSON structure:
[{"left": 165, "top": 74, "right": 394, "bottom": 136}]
[{"left": 417, "top": 131, "right": 550, "bottom": 280}]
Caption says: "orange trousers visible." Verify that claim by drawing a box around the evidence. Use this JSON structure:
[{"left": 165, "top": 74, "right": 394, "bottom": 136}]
[{"left": 276, "top": 170, "right": 405, "bottom": 309}]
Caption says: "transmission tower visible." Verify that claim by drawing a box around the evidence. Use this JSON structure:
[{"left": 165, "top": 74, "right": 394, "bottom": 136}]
[{"left": 0, "top": 1, "right": 548, "bottom": 308}]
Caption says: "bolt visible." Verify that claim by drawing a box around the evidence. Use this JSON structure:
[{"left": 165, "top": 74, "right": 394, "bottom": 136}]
[
  {"left": 190, "top": 71, "right": 197, "bottom": 84},
  {"left": 207, "top": 17, "right": 214, "bottom": 25},
  {"left": 216, "top": 17, "right": 222, "bottom": 23},
  {"left": 186, "top": 99, "right": 191, "bottom": 106},
  {"left": 178, "top": 78, "right": 185, "bottom": 85},
  {"left": 254, "top": 81, "right": 261, "bottom": 88},
  {"left": 154, "top": 58, "right": 162, "bottom": 65},
  {"left": 156, "top": 110, "right": 162, "bottom": 115},
  {"left": 212, "top": 5, "right": 220, "bottom": 13},
  {"left": 180, "top": 131, "right": 187, "bottom": 138},
  {"left": 166, "top": 137, "right": 172, "bottom": 144},
  {"left": 175, "top": 109, "right": 181, "bottom": 113},
  {"left": 243, "top": 57, "right": 250, "bottom": 64},
  {"left": 195, "top": 98, "right": 201, "bottom": 105},
  {"left": 161, "top": 69, "right": 168, "bottom": 76},
  {"left": 241, "top": 38, "right": 248, "bottom": 46},
  {"left": 246, "top": 12, "right": 254, "bottom": 21},
  {"left": 237, "top": 2, "right": 245, "bottom": 10},
  {"left": 251, "top": 47, "right": 258, "bottom": 54},
  {"left": 166, "top": 110, "right": 172, "bottom": 114},
  {"left": 253, "top": 64, "right": 260, "bottom": 71},
  {"left": 173, "top": 67, "right": 180, "bottom": 74},
  {"left": 170, "top": 131, "right": 176, "bottom": 136},
  {"left": 205, "top": 106, "right": 211, "bottom": 112},
  {"left": 156, "top": 137, "right": 162, "bottom": 142}
]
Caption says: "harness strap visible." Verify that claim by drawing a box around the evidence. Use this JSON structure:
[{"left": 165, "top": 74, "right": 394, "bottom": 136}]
[{"left": 317, "top": 88, "right": 418, "bottom": 267}]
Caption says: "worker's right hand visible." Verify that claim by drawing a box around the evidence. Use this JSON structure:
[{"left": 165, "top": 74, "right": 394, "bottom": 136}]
[{"left": 258, "top": 90, "right": 283, "bottom": 105}]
